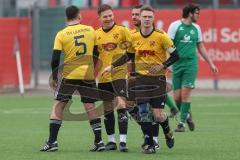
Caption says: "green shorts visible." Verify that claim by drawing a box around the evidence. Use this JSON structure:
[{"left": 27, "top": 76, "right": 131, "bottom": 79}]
[{"left": 172, "top": 59, "right": 198, "bottom": 90}]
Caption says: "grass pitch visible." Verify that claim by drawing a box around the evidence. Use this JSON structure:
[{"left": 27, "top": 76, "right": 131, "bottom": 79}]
[{"left": 0, "top": 96, "right": 239, "bottom": 160}]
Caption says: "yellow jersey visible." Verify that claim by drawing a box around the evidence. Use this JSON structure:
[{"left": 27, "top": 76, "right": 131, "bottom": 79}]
[
  {"left": 53, "top": 24, "right": 95, "bottom": 80},
  {"left": 95, "top": 24, "right": 132, "bottom": 83},
  {"left": 130, "top": 27, "right": 140, "bottom": 34},
  {"left": 128, "top": 29, "right": 174, "bottom": 76}
]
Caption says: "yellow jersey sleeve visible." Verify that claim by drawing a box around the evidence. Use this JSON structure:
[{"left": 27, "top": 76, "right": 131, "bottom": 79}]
[
  {"left": 124, "top": 27, "right": 131, "bottom": 42},
  {"left": 91, "top": 27, "right": 96, "bottom": 46},
  {"left": 123, "top": 27, "right": 133, "bottom": 52},
  {"left": 127, "top": 29, "right": 135, "bottom": 53},
  {"left": 127, "top": 43, "right": 135, "bottom": 53},
  {"left": 53, "top": 31, "right": 63, "bottom": 50},
  {"left": 161, "top": 32, "right": 174, "bottom": 51},
  {"left": 117, "top": 26, "right": 132, "bottom": 52}
]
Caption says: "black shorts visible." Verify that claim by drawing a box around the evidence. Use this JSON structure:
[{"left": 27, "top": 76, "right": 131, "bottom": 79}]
[
  {"left": 98, "top": 79, "right": 127, "bottom": 101},
  {"left": 126, "top": 76, "right": 136, "bottom": 101},
  {"left": 55, "top": 78, "right": 98, "bottom": 103},
  {"left": 128, "top": 74, "right": 166, "bottom": 109}
]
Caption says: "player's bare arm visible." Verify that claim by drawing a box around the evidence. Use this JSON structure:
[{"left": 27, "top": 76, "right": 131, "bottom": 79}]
[{"left": 197, "top": 43, "right": 218, "bottom": 73}]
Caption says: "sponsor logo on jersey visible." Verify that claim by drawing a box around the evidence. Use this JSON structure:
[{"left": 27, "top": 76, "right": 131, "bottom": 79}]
[
  {"left": 180, "top": 34, "right": 193, "bottom": 43},
  {"left": 119, "top": 41, "right": 132, "bottom": 50},
  {"left": 184, "top": 34, "right": 191, "bottom": 41},
  {"left": 138, "top": 50, "right": 155, "bottom": 57},
  {"left": 102, "top": 42, "right": 118, "bottom": 51}
]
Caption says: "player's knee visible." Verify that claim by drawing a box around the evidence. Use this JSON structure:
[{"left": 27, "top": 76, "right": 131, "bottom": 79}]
[
  {"left": 103, "top": 101, "right": 113, "bottom": 112},
  {"left": 116, "top": 101, "right": 126, "bottom": 109},
  {"left": 52, "top": 101, "right": 66, "bottom": 112},
  {"left": 153, "top": 110, "right": 167, "bottom": 122},
  {"left": 181, "top": 92, "right": 191, "bottom": 102},
  {"left": 181, "top": 87, "right": 192, "bottom": 101},
  {"left": 115, "top": 97, "right": 126, "bottom": 109},
  {"left": 173, "top": 91, "right": 181, "bottom": 102},
  {"left": 126, "top": 100, "right": 134, "bottom": 108}
]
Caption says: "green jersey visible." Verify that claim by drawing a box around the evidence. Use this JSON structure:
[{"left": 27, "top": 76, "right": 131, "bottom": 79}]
[
  {"left": 168, "top": 20, "right": 202, "bottom": 90},
  {"left": 167, "top": 20, "right": 202, "bottom": 60}
]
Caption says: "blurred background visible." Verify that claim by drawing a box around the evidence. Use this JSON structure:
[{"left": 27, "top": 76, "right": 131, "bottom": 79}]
[
  {"left": 1, "top": 2, "right": 239, "bottom": 159},
  {"left": 0, "top": 0, "right": 240, "bottom": 95}
]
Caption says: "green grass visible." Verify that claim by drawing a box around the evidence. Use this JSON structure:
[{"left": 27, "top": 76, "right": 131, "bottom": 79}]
[{"left": 0, "top": 96, "right": 240, "bottom": 160}]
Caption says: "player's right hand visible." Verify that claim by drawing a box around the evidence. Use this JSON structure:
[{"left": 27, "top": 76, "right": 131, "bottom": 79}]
[
  {"left": 149, "top": 64, "right": 164, "bottom": 74},
  {"left": 101, "top": 65, "right": 113, "bottom": 76},
  {"left": 210, "top": 63, "right": 218, "bottom": 74}
]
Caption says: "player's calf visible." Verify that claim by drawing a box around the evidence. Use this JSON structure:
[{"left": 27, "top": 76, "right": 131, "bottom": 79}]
[{"left": 169, "top": 107, "right": 179, "bottom": 118}]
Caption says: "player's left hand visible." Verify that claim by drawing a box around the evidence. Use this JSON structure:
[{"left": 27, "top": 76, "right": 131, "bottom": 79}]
[
  {"left": 210, "top": 63, "right": 218, "bottom": 74},
  {"left": 50, "top": 79, "right": 58, "bottom": 91},
  {"left": 101, "top": 65, "right": 113, "bottom": 76},
  {"left": 149, "top": 64, "right": 164, "bottom": 74}
]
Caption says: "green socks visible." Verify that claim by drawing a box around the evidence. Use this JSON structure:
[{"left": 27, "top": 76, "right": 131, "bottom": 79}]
[
  {"left": 180, "top": 102, "right": 191, "bottom": 123},
  {"left": 166, "top": 94, "right": 177, "bottom": 110},
  {"left": 176, "top": 101, "right": 181, "bottom": 111}
]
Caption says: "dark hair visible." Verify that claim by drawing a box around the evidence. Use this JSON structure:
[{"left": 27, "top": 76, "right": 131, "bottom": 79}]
[
  {"left": 182, "top": 3, "right": 200, "bottom": 18},
  {"left": 97, "top": 4, "right": 112, "bottom": 15},
  {"left": 65, "top": 5, "right": 80, "bottom": 20},
  {"left": 133, "top": 5, "right": 143, "bottom": 10},
  {"left": 140, "top": 5, "right": 154, "bottom": 13}
]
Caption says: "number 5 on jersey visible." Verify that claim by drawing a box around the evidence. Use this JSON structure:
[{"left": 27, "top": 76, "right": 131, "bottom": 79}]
[{"left": 74, "top": 35, "right": 87, "bottom": 56}]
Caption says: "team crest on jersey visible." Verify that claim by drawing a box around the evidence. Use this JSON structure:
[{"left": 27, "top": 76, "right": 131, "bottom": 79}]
[
  {"left": 113, "top": 33, "right": 119, "bottom": 39},
  {"left": 190, "top": 30, "right": 195, "bottom": 35},
  {"left": 102, "top": 42, "right": 118, "bottom": 51},
  {"left": 149, "top": 41, "right": 156, "bottom": 47},
  {"left": 119, "top": 41, "right": 132, "bottom": 50}
]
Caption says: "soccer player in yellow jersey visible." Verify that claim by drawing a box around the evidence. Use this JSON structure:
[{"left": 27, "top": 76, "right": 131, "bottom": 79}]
[
  {"left": 95, "top": 4, "right": 131, "bottom": 152},
  {"left": 40, "top": 6, "right": 105, "bottom": 152},
  {"left": 128, "top": 5, "right": 179, "bottom": 150},
  {"left": 102, "top": 5, "right": 180, "bottom": 154}
]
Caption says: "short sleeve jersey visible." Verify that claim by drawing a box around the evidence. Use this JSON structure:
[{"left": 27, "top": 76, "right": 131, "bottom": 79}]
[
  {"left": 53, "top": 24, "right": 96, "bottom": 80},
  {"left": 167, "top": 20, "right": 202, "bottom": 59},
  {"left": 128, "top": 29, "right": 174, "bottom": 76},
  {"left": 95, "top": 24, "right": 132, "bottom": 83}
]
